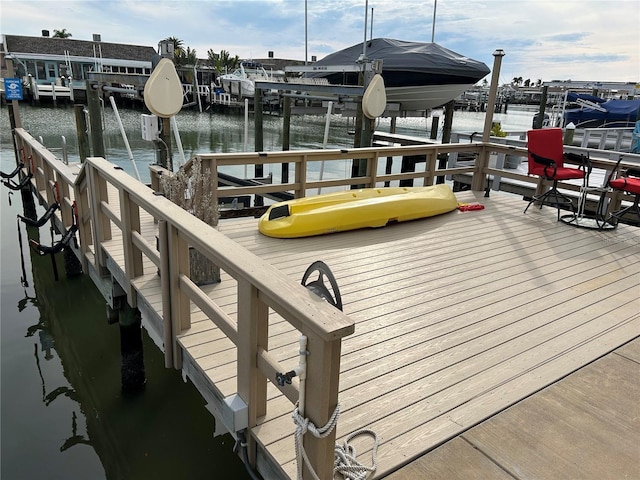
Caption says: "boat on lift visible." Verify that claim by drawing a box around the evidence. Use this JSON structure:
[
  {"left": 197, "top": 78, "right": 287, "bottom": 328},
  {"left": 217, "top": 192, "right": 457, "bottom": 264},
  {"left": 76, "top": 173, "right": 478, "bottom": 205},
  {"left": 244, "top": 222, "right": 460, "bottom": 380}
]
[
  {"left": 258, "top": 184, "right": 459, "bottom": 238},
  {"left": 304, "top": 38, "right": 490, "bottom": 111},
  {"left": 217, "top": 61, "right": 283, "bottom": 98}
]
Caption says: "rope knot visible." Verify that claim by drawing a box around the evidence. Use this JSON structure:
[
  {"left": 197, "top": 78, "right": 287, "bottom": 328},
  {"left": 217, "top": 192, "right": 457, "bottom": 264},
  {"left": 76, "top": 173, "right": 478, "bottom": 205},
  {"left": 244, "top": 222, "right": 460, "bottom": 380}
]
[{"left": 292, "top": 404, "right": 378, "bottom": 480}]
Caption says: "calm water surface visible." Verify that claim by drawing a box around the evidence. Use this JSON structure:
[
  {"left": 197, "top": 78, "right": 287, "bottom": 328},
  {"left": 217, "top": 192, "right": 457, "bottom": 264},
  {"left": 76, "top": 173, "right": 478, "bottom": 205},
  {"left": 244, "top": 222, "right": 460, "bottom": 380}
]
[{"left": 0, "top": 102, "right": 535, "bottom": 479}]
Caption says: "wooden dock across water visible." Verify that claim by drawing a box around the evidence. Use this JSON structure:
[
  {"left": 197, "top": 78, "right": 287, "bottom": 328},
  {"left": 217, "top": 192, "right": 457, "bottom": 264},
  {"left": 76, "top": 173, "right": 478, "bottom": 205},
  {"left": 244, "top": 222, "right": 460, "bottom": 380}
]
[
  {"left": 108, "top": 187, "right": 639, "bottom": 478},
  {"left": 13, "top": 126, "right": 640, "bottom": 479}
]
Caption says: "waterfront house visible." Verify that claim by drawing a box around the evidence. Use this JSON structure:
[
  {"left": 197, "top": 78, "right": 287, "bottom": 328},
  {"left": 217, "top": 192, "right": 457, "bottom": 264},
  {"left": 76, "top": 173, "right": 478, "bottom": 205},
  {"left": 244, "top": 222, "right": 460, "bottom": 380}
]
[{"left": 1, "top": 32, "right": 156, "bottom": 86}]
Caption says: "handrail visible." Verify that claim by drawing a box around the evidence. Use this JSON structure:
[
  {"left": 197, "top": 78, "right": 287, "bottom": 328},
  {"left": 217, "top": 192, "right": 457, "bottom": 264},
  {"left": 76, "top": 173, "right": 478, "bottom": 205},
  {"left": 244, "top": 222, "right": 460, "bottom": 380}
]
[{"left": 13, "top": 130, "right": 355, "bottom": 477}]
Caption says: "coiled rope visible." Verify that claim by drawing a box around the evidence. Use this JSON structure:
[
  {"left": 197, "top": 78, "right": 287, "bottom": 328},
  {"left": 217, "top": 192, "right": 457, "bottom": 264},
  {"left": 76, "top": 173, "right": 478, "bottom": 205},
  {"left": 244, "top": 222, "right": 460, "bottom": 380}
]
[
  {"left": 292, "top": 403, "right": 379, "bottom": 480},
  {"left": 334, "top": 429, "right": 379, "bottom": 480}
]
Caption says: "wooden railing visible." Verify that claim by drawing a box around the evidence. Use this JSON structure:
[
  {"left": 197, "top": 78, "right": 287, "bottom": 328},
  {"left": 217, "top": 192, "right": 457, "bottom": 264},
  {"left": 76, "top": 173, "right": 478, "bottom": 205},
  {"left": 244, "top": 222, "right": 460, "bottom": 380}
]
[
  {"left": 11, "top": 126, "right": 640, "bottom": 478},
  {"left": 13, "top": 127, "right": 356, "bottom": 478}
]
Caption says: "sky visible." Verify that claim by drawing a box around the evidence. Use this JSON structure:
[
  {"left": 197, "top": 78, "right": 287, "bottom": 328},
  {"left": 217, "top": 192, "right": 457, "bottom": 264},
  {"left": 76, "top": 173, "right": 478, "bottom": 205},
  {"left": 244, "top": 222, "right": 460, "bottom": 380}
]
[{"left": 1, "top": 0, "right": 638, "bottom": 85}]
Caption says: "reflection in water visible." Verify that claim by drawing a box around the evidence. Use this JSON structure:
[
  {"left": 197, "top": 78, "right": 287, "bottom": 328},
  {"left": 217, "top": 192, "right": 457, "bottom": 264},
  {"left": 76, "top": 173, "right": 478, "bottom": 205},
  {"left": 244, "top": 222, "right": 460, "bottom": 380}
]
[{"left": 1, "top": 152, "right": 249, "bottom": 479}]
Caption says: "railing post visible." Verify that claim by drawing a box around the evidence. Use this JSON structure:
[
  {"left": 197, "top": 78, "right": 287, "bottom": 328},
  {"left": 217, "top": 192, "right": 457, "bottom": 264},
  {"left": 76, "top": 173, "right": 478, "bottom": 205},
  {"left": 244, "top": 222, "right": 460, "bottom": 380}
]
[
  {"left": 119, "top": 189, "right": 143, "bottom": 306},
  {"left": 167, "top": 223, "right": 190, "bottom": 369},
  {"left": 471, "top": 144, "right": 490, "bottom": 192},
  {"left": 74, "top": 174, "right": 91, "bottom": 273},
  {"left": 158, "top": 220, "right": 174, "bottom": 368},
  {"left": 87, "top": 162, "right": 112, "bottom": 269},
  {"left": 302, "top": 334, "right": 343, "bottom": 479},
  {"left": 236, "top": 278, "right": 269, "bottom": 466}
]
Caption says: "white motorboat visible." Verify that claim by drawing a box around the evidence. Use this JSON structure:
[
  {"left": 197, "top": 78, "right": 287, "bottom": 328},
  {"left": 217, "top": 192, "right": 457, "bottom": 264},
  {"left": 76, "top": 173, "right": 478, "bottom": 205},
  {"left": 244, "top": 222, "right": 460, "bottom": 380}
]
[{"left": 217, "top": 61, "right": 283, "bottom": 98}]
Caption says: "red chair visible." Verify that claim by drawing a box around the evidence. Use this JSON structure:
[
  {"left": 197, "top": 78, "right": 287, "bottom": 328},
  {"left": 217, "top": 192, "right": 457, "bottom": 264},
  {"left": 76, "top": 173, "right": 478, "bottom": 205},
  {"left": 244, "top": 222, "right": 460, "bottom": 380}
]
[
  {"left": 524, "top": 128, "right": 590, "bottom": 220},
  {"left": 601, "top": 158, "right": 640, "bottom": 228}
]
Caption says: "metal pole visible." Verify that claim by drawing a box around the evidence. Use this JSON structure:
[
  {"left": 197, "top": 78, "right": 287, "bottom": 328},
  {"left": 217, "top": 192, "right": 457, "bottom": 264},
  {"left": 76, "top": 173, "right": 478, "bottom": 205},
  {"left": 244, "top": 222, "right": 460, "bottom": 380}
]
[
  {"left": 370, "top": 8, "right": 374, "bottom": 40},
  {"left": 305, "top": 0, "right": 308, "bottom": 65},
  {"left": 431, "top": 0, "right": 437, "bottom": 43},
  {"left": 363, "top": 0, "right": 369, "bottom": 59},
  {"left": 482, "top": 49, "right": 506, "bottom": 142},
  {"left": 109, "top": 95, "right": 141, "bottom": 180}
]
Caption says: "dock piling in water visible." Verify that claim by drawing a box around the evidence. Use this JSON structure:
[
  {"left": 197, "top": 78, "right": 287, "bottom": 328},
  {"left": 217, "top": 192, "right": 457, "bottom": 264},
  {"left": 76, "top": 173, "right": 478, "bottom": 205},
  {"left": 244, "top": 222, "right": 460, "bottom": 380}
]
[{"left": 118, "top": 303, "right": 146, "bottom": 393}]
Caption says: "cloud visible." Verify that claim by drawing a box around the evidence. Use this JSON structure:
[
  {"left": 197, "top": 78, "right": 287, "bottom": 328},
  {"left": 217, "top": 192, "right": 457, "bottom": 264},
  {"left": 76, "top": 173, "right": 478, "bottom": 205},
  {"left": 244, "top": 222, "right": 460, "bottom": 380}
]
[{"left": 1, "top": 0, "right": 638, "bottom": 82}]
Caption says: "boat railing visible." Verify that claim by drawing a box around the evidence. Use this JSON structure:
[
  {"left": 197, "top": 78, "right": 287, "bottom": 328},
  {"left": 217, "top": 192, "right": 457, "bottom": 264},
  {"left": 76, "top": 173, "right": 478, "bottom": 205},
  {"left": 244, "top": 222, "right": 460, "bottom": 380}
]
[{"left": 12, "top": 127, "right": 355, "bottom": 478}]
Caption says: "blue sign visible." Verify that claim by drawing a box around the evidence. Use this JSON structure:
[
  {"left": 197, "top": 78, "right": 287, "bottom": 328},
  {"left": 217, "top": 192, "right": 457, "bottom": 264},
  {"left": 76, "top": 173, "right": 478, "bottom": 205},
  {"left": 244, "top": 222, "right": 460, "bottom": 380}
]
[{"left": 4, "top": 78, "right": 23, "bottom": 101}]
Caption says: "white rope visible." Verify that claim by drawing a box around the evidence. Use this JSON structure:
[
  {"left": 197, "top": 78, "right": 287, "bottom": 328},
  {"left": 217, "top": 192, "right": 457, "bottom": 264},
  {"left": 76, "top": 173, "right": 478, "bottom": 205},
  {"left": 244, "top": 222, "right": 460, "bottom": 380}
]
[
  {"left": 292, "top": 403, "right": 379, "bottom": 480},
  {"left": 293, "top": 403, "right": 341, "bottom": 480},
  {"left": 334, "top": 429, "right": 379, "bottom": 480}
]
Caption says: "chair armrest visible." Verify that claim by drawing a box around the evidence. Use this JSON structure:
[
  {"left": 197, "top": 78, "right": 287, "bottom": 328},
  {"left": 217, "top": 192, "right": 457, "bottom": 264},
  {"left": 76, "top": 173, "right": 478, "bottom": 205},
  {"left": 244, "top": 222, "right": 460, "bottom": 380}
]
[
  {"left": 564, "top": 152, "right": 588, "bottom": 165},
  {"left": 624, "top": 167, "right": 640, "bottom": 178},
  {"left": 564, "top": 152, "right": 592, "bottom": 176},
  {"left": 530, "top": 152, "right": 557, "bottom": 178},
  {"left": 530, "top": 152, "right": 555, "bottom": 167}
]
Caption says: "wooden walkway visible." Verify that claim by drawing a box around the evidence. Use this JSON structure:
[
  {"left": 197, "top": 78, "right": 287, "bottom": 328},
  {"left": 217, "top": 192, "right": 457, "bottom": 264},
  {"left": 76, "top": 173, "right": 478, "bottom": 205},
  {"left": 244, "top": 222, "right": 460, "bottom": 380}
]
[
  {"left": 107, "top": 188, "right": 639, "bottom": 478},
  {"left": 387, "top": 337, "right": 640, "bottom": 479}
]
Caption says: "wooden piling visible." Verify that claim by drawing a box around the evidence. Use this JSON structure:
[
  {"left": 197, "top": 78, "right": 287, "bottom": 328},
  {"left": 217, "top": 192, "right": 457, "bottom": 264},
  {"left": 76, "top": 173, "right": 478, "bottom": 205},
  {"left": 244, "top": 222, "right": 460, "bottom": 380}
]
[
  {"left": 282, "top": 96, "right": 291, "bottom": 183},
  {"left": 74, "top": 104, "right": 90, "bottom": 162},
  {"left": 533, "top": 86, "right": 549, "bottom": 130},
  {"left": 118, "top": 303, "right": 146, "bottom": 393},
  {"left": 86, "top": 81, "right": 105, "bottom": 158},
  {"left": 436, "top": 101, "right": 454, "bottom": 184},
  {"left": 254, "top": 88, "right": 264, "bottom": 206}
]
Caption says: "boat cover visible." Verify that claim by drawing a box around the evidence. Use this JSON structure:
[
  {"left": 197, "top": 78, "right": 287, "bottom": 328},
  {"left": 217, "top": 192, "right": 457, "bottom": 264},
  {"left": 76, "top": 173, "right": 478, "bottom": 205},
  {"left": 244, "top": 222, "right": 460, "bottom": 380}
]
[
  {"left": 564, "top": 99, "right": 640, "bottom": 128},
  {"left": 306, "top": 38, "right": 489, "bottom": 86}
]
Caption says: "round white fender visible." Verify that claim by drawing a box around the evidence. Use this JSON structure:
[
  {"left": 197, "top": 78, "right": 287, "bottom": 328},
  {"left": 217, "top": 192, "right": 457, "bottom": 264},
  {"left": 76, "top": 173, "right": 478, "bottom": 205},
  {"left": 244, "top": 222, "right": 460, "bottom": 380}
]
[
  {"left": 362, "top": 73, "right": 387, "bottom": 119},
  {"left": 144, "top": 58, "right": 183, "bottom": 118}
]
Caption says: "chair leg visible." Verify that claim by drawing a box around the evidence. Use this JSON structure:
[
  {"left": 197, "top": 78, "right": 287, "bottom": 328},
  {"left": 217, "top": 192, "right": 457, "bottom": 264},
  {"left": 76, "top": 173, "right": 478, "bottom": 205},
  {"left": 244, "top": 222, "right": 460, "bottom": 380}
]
[
  {"left": 605, "top": 194, "right": 640, "bottom": 228},
  {"left": 524, "top": 183, "right": 575, "bottom": 220}
]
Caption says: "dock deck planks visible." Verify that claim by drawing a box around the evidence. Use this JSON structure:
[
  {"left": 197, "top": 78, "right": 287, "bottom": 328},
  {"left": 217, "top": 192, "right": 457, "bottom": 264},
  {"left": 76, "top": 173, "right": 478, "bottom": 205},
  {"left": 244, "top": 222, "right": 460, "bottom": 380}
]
[{"left": 100, "top": 188, "right": 640, "bottom": 479}]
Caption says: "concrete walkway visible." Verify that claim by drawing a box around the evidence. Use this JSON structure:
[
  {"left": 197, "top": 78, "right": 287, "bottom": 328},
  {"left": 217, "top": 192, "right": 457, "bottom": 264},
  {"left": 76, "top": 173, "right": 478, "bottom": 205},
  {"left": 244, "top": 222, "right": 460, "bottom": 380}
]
[{"left": 386, "top": 336, "right": 640, "bottom": 479}]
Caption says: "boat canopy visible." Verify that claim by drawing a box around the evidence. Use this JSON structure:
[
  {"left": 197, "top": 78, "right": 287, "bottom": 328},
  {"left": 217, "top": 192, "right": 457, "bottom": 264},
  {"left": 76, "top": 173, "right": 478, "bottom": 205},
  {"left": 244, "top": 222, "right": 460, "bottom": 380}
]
[
  {"left": 566, "top": 92, "right": 607, "bottom": 104},
  {"left": 306, "top": 38, "right": 490, "bottom": 87},
  {"left": 564, "top": 98, "right": 640, "bottom": 128}
]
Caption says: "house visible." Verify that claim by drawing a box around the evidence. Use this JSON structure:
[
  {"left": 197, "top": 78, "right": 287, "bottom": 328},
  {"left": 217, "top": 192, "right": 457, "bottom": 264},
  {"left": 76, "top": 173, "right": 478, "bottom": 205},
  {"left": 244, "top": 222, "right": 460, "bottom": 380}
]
[{"left": 1, "top": 31, "right": 156, "bottom": 86}]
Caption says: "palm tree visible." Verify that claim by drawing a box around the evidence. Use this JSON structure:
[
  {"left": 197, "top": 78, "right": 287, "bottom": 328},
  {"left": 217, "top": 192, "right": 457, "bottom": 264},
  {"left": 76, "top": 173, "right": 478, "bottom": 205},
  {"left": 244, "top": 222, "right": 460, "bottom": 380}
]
[
  {"left": 207, "top": 49, "right": 218, "bottom": 69},
  {"left": 176, "top": 46, "right": 197, "bottom": 67},
  {"left": 52, "top": 29, "right": 72, "bottom": 38}
]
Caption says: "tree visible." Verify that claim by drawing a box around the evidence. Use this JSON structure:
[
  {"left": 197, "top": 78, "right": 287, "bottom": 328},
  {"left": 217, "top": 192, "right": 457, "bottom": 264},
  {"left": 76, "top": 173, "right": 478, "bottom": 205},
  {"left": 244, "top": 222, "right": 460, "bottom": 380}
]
[
  {"left": 52, "top": 29, "right": 72, "bottom": 38},
  {"left": 207, "top": 49, "right": 219, "bottom": 69},
  {"left": 176, "top": 46, "right": 197, "bottom": 67},
  {"left": 512, "top": 76, "right": 523, "bottom": 86},
  {"left": 524, "top": 79, "right": 531, "bottom": 87},
  {"left": 212, "top": 50, "right": 239, "bottom": 74}
]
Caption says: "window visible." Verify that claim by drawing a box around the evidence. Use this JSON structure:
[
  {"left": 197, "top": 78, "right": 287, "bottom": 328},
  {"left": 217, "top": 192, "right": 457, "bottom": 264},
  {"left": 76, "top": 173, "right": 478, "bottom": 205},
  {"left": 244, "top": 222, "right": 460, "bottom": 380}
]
[{"left": 36, "top": 61, "right": 46, "bottom": 80}]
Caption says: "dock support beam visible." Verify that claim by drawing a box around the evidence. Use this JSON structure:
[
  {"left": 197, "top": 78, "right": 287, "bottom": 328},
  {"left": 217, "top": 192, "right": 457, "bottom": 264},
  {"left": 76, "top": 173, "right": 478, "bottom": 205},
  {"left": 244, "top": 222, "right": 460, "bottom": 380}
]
[{"left": 119, "top": 303, "right": 146, "bottom": 393}]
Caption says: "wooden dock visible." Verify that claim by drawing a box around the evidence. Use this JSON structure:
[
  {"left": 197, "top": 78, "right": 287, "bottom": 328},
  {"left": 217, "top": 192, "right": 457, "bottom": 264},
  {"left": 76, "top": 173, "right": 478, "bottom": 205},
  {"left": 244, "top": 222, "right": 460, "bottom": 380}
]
[
  {"left": 211, "top": 189, "right": 640, "bottom": 478},
  {"left": 12, "top": 127, "right": 640, "bottom": 479}
]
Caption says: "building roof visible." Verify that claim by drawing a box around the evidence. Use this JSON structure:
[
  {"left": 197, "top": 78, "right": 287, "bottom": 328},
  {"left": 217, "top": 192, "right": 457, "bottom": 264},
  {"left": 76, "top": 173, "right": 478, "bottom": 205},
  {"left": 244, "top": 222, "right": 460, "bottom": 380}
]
[{"left": 3, "top": 34, "right": 156, "bottom": 62}]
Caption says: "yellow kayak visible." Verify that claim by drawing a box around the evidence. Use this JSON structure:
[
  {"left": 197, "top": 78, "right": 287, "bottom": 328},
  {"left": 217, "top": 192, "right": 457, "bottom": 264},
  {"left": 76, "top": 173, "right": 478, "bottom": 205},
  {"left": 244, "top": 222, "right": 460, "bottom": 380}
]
[{"left": 258, "top": 184, "right": 458, "bottom": 238}]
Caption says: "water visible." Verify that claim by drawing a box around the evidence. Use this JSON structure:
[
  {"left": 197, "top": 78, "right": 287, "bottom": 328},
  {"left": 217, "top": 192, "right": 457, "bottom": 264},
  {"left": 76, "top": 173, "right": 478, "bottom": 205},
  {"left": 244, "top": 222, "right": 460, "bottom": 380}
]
[{"left": 0, "top": 102, "right": 536, "bottom": 480}]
